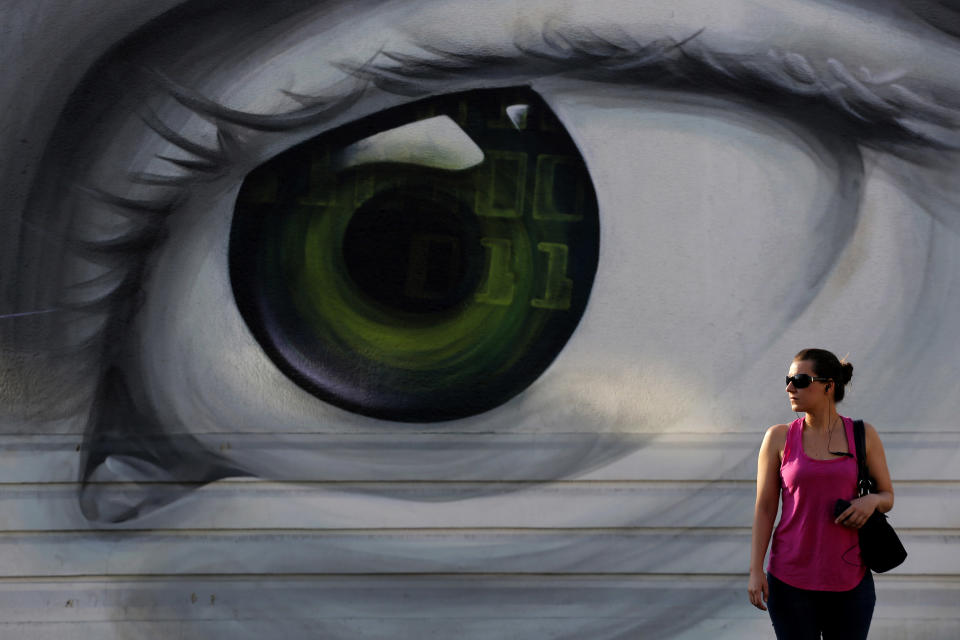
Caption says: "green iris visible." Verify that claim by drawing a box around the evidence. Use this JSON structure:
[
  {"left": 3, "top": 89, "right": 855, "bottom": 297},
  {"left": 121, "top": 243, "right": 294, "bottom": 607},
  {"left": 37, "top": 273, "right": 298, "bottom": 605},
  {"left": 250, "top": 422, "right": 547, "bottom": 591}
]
[{"left": 230, "top": 87, "right": 599, "bottom": 421}]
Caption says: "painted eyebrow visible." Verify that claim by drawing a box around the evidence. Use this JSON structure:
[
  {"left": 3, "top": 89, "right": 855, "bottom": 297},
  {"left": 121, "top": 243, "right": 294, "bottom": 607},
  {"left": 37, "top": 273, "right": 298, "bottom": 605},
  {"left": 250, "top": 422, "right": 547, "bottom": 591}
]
[{"left": 153, "top": 24, "right": 960, "bottom": 153}]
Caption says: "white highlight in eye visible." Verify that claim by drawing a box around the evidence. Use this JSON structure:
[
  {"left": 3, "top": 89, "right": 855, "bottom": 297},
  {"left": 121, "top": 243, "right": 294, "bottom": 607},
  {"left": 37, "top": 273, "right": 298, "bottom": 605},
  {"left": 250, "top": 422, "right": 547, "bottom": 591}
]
[
  {"left": 333, "top": 115, "right": 484, "bottom": 170},
  {"left": 506, "top": 104, "right": 529, "bottom": 130}
]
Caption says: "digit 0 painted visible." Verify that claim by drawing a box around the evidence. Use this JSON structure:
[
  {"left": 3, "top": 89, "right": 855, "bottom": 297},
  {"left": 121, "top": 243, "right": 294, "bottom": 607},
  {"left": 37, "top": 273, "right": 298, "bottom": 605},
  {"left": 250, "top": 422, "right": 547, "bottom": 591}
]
[{"left": 533, "top": 155, "right": 584, "bottom": 222}]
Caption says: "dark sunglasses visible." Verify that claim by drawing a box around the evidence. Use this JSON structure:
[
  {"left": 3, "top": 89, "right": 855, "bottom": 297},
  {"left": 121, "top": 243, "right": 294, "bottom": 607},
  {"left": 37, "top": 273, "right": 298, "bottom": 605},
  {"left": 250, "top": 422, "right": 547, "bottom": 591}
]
[{"left": 785, "top": 374, "right": 832, "bottom": 389}]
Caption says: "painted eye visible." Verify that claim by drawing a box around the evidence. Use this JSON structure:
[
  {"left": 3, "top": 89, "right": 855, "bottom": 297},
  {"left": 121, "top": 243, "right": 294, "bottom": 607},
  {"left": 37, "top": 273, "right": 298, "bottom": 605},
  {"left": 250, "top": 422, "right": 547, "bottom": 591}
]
[{"left": 229, "top": 87, "right": 600, "bottom": 421}]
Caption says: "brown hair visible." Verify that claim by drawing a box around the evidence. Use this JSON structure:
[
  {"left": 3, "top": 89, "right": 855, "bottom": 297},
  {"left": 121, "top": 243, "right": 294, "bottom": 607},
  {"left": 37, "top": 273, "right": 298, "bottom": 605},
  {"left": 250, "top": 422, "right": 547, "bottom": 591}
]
[{"left": 793, "top": 348, "right": 854, "bottom": 402}]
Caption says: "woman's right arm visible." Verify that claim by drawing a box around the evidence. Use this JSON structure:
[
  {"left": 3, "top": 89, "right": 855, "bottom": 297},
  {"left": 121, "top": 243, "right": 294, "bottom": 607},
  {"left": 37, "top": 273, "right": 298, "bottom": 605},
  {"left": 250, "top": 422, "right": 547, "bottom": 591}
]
[{"left": 748, "top": 424, "right": 785, "bottom": 611}]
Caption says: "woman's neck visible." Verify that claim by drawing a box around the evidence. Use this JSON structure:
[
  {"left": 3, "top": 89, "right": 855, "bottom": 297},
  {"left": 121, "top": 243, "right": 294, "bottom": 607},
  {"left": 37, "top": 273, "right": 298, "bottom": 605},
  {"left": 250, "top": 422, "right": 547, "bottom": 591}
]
[{"left": 803, "top": 407, "right": 840, "bottom": 432}]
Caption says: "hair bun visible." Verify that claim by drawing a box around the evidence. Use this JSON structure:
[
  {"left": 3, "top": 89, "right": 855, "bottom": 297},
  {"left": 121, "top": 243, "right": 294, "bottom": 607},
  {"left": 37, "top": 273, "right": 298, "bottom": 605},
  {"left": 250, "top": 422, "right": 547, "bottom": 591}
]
[
  {"left": 793, "top": 348, "right": 853, "bottom": 402},
  {"left": 840, "top": 361, "right": 854, "bottom": 385}
]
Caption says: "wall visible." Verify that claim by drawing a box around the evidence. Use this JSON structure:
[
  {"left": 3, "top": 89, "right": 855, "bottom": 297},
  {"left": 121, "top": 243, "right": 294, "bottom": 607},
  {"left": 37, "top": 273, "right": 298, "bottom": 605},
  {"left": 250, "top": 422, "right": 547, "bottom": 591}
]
[{"left": 2, "top": 1, "right": 959, "bottom": 638}]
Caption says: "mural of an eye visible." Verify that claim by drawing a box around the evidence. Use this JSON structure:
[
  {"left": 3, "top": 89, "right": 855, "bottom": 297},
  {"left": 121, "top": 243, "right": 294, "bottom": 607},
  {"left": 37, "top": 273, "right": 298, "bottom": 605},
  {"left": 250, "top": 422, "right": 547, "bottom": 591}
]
[{"left": 230, "top": 87, "right": 599, "bottom": 421}]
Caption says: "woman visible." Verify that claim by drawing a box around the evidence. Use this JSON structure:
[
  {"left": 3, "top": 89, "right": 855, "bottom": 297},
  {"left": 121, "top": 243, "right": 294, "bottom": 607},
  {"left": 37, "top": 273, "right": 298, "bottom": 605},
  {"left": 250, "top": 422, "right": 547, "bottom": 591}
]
[{"left": 748, "top": 348, "right": 895, "bottom": 639}]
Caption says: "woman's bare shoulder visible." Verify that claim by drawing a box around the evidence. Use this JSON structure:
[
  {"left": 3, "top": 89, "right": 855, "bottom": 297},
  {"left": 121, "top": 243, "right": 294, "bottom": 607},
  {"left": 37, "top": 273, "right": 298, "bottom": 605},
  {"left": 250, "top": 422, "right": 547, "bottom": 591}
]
[
  {"left": 762, "top": 423, "right": 789, "bottom": 448},
  {"left": 863, "top": 421, "right": 884, "bottom": 444}
]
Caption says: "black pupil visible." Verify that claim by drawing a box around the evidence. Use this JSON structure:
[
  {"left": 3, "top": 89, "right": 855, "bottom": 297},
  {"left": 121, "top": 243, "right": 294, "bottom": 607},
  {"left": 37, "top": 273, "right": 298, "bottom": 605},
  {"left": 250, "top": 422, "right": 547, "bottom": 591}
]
[{"left": 342, "top": 189, "right": 483, "bottom": 314}]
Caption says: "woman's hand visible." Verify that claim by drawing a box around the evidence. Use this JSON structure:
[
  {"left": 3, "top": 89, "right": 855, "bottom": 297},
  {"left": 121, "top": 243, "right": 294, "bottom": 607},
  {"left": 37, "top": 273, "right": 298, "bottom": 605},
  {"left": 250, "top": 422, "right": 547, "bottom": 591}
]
[
  {"left": 748, "top": 570, "right": 769, "bottom": 611},
  {"left": 834, "top": 494, "right": 879, "bottom": 528}
]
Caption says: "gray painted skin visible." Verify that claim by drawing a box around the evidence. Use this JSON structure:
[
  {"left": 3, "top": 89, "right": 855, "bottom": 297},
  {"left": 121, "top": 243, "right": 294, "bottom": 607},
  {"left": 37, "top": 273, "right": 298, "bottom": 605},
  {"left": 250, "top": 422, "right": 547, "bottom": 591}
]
[{"left": 2, "top": 1, "right": 960, "bottom": 638}]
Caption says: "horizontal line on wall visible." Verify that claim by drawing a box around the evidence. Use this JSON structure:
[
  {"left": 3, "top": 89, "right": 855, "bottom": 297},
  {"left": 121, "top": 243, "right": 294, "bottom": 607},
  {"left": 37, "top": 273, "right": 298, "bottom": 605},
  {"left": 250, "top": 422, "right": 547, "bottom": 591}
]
[
  {"left": 0, "top": 479, "right": 765, "bottom": 488},
  {"left": 1, "top": 478, "right": 956, "bottom": 488},
  {"left": 0, "top": 527, "right": 957, "bottom": 536},
  {"left": 1, "top": 572, "right": 959, "bottom": 582},
  {"left": 7, "top": 429, "right": 960, "bottom": 436},
  {"left": 0, "top": 526, "right": 757, "bottom": 536},
  {"left": 0, "top": 572, "right": 752, "bottom": 582}
]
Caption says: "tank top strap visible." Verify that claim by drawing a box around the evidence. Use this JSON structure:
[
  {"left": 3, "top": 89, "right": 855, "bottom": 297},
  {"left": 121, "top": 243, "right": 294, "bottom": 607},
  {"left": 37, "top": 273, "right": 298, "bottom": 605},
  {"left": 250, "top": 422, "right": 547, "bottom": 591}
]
[
  {"left": 781, "top": 417, "right": 803, "bottom": 464},
  {"left": 841, "top": 415, "right": 856, "bottom": 462}
]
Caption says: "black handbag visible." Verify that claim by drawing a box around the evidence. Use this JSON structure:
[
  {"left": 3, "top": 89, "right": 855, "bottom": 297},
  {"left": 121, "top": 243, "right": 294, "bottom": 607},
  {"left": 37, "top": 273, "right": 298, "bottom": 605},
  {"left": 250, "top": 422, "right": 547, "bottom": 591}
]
[{"left": 852, "top": 419, "right": 907, "bottom": 573}]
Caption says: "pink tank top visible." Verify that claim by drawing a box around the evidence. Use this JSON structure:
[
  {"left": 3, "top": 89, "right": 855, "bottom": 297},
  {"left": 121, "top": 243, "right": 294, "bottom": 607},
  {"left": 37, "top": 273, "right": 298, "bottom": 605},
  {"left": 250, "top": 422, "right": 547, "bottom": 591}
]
[{"left": 767, "top": 416, "right": 867, "bottom": 591}]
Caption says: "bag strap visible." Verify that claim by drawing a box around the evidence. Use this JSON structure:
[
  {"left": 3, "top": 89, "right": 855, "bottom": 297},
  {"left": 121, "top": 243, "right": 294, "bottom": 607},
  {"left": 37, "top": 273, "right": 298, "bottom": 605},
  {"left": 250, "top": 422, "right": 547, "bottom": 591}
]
[{"left": 854, "top": 419, "right": 871, "bottom": 497}]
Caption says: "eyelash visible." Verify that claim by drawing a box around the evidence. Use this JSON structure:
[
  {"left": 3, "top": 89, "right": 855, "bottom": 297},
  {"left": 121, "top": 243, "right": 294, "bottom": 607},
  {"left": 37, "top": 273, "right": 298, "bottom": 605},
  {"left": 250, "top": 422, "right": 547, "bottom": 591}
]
[
  {"left": 93, "top": 35, "right": 952, "bottom": 219},
  {"left": 149, "top": 25, "right": 960, "bottom": 144},
  {"left": 75, "top": 70, "right": 372, "bottom": 248}
]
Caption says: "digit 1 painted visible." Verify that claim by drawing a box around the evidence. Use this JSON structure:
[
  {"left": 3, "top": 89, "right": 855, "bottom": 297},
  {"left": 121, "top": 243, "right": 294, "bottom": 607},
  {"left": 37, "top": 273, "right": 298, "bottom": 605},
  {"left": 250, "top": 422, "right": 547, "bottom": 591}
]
[
  {"left": 531, "top": 242, "right": 572, "bottom": 310},
  {"left": 475, "top": 238, "right": 515, "bottom": 306}
]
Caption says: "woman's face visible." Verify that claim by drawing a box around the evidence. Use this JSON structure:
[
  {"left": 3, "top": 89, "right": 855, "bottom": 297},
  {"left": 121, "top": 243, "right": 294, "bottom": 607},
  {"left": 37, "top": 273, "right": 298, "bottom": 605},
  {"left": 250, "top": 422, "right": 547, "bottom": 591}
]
[{"left": 786, "top": 359, "right": 829, "bottom": 414}]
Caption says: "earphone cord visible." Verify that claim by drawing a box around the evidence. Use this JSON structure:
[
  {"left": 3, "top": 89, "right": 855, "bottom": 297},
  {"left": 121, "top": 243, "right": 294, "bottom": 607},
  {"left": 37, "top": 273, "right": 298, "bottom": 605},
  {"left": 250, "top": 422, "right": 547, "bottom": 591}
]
[{"left": 841, "top": 542, "right": 863, "bottom": 567}]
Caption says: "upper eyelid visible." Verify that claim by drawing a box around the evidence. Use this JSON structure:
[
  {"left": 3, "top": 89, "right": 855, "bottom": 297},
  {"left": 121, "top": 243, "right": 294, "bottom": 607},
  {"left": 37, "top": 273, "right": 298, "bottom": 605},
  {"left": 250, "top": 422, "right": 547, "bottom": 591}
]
[
  {"left": 148, "top": 67, "right": 369, "bottom": 133},
  {"left": 151, "top": 24, "right": 960, "bottom": 154}
]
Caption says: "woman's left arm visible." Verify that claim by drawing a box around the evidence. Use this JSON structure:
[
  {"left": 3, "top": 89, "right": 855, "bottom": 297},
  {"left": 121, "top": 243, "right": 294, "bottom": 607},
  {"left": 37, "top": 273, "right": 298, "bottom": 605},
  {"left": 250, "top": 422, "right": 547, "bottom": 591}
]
[
  {"left": 864, "top": 422, "right": 894, "bottom": 514},
  {"left": 835, "top": 422, "right": 894, "bottom": 528}
]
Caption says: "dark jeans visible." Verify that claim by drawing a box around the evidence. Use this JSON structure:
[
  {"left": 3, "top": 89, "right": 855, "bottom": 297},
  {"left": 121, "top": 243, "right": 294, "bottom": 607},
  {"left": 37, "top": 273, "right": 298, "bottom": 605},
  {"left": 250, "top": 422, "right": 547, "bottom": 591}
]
[{"left": 767, "top": 571, "right": 875, "bottom": 640}]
